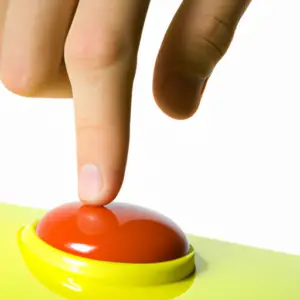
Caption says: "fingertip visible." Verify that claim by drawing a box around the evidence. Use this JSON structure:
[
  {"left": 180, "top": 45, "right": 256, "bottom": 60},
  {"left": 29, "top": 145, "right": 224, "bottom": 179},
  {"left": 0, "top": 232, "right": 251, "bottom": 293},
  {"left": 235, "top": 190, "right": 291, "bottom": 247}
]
[
  {"left": 78, "top": 163, "right": 124, "bottom": 206},
  {"left": 153, "top": 70, "right": 208, "bottom": 120},
  {"left": 78, "top": 164, "right": 103, "bottom": 204},
  {"left": 0, "top": 61, "right": 49, "bottom": 97},
  {"left": 80, "top": 188, "right": 122, "bottom": 207}
]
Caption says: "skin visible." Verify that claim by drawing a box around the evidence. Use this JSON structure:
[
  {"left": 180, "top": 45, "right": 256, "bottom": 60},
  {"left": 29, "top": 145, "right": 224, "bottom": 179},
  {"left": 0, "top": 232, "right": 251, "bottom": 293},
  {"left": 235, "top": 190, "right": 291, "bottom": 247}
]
[{"left": 0, "top": 0, "right": 251, "bottom": 206}]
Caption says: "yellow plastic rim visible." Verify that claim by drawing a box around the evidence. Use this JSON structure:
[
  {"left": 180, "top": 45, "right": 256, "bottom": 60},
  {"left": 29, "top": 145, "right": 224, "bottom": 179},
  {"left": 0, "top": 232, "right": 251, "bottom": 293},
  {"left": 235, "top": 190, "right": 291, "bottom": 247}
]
[{"left": 18, "top": 220, "right": 196, "bottom": 286}]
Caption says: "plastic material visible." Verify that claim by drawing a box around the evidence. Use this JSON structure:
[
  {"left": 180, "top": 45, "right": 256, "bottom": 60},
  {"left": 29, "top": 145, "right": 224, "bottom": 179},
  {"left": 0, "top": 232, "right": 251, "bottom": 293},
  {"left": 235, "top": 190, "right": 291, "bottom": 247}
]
[
  {"left": 2, "top": 203, "right": 300, "bottom": 299},
  {"left": 36, "top": 202, "right": 190, "bottom": 263},
  {"left": 19, "top": 221, "right": 195, "bottom": 287}
]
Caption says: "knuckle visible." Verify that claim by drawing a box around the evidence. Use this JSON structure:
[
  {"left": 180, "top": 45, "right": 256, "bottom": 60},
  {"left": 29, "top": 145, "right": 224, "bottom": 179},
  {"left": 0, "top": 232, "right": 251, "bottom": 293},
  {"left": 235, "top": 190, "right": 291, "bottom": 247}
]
[
  {"left": 65, "top": 29, "right": 134, "bottom": 70},
  {"left": 76, "top": 121, "right": 104, "bottom": 137},
  {"left": 75, "top": 119, "right": 113, "bottom": 149},
  {"left": 184, "top": 14, "right": 235, "bottom": 77},
  {"left": 198, "top": 14, "right": 234, "bottom": 56}
]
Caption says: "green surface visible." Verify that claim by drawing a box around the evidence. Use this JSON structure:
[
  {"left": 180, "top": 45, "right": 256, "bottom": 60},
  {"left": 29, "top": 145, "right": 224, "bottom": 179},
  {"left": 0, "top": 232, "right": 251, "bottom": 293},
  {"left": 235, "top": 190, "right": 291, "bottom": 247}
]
[{"left": 1, "top": 203, "right": 300, "bottom": 299}]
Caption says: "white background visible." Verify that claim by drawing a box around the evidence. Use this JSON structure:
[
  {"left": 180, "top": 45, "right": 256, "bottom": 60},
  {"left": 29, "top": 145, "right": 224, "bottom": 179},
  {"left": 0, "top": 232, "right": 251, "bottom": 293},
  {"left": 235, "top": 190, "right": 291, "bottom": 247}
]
[{"left": 0, "top": 0, "right": 299, "bottom": 254}]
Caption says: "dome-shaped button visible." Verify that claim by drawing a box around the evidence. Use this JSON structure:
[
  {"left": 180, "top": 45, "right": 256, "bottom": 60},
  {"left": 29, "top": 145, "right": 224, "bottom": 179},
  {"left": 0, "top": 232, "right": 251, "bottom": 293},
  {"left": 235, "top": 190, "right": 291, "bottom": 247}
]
[{"left": 36, "top": 202, "right": 190, "bottom": 264}]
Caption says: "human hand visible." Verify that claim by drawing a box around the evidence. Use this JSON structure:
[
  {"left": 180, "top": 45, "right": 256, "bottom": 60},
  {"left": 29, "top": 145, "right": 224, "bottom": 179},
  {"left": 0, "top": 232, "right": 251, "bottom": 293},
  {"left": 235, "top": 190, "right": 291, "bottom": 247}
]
[{"left": 0, "top": 0, "right": 251, "bottom": 205}]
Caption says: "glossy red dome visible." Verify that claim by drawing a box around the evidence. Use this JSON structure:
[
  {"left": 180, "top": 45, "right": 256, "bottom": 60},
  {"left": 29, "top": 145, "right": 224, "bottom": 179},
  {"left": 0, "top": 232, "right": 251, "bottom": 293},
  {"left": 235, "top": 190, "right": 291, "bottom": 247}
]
[{"left": 36, "top": 202, "right": 189, "bottom": 263}]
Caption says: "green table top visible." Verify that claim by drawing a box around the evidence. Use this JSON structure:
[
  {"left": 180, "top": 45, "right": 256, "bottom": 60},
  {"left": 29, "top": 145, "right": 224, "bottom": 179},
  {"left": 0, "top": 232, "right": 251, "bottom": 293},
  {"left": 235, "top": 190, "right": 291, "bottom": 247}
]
[{"left": 1, "top": 203, "right": 300, "bottom": 299}]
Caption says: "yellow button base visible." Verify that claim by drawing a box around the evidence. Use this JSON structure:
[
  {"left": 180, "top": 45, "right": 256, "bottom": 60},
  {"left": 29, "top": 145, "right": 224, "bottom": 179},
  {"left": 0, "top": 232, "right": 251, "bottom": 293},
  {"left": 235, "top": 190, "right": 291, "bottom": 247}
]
[
  {"left": 18, "top": 220, "right": 196, "bottom": 299},
  {"left": 3, "top": 203, "right": 300, "bottom": 299}
]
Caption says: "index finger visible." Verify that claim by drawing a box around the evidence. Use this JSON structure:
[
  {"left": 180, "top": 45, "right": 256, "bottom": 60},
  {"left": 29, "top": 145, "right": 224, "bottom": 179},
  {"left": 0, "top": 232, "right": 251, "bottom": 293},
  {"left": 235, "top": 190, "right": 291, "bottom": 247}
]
[{"left": 65, "top": 0, "right": 149, "bottom": 205}]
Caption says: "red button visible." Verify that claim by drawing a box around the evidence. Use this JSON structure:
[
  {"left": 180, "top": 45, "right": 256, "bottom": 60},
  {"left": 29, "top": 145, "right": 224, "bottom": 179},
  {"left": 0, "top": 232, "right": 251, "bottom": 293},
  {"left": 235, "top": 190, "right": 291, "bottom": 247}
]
[{"left": 36, "top": 202, "right": 189, "bottom": 263}]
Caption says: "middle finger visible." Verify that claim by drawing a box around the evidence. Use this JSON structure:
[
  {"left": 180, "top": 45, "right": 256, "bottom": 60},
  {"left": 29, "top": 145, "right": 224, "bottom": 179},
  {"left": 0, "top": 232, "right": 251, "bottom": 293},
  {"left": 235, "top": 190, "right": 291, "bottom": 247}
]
[{"left": 1, "top": 0, "right": 77, "bottom": 96}]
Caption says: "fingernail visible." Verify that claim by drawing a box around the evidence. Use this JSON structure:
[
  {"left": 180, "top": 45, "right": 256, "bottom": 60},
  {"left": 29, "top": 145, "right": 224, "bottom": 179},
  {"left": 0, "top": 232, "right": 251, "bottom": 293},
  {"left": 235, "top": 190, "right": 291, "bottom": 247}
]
[
  {"left": 78, "top": 164, "right": 103, "bottom": 203},
  {"left": 161, "top": 72, "right": 208, "bottom": 117}
]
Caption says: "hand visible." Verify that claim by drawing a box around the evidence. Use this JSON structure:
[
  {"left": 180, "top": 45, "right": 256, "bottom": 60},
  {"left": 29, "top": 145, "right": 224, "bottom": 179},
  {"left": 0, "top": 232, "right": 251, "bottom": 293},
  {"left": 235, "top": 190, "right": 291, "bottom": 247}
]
[{"left": 0, "top": 0, "right": 251, "bottom": 205}]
